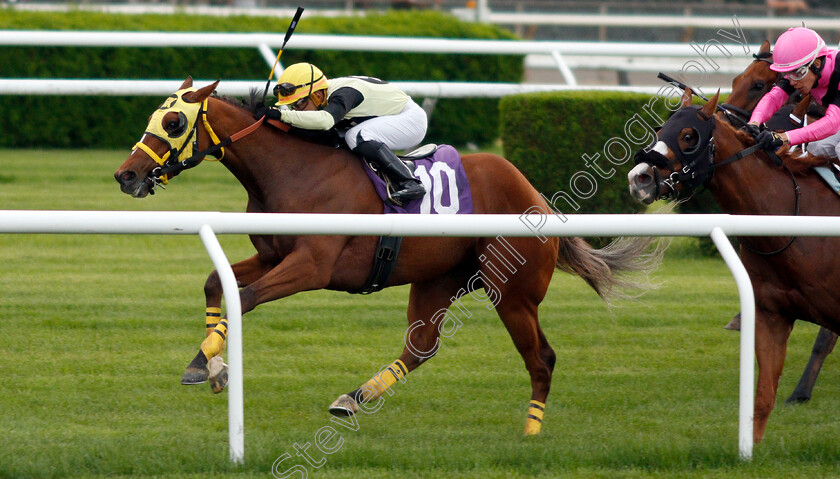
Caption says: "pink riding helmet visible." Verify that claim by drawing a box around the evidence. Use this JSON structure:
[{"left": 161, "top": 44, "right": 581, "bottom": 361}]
[{"left": 770, "top": 27, "right": 829, "bottom": 72}]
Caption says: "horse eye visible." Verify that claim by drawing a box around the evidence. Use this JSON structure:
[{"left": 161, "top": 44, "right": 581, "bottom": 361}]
[
  {"left": 165, "top": 112, "right": 188, "bottom": 138},
  {"left": 751, "top": 80, "right": 765, "bottom": 91}
]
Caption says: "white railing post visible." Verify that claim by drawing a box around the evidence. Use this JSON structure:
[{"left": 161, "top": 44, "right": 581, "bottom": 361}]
[
  {"left": 710, "top": 227, "right": 754, "bottom": 460},
  {"left": 198, "top": 224, "right": 245, "bottom": 464},
  {"left": 257, "top": 43, "right": 282, "bottom": 79},
  {"left": 550, "top": 50, "right": 578, "bottom": 86},
  {"left": 6, "top": 211, "right": 840, "bottom": 462}
]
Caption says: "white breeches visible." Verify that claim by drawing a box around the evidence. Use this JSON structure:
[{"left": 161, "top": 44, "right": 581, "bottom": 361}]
[{"left": 344, "top": 100, "right": 428, "bottom": 151}]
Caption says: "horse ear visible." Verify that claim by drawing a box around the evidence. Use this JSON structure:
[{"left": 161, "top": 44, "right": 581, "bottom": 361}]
[
  {"left": 183, "top": 80, "right": 220, "bottom": 103},
  {"left": 701, "top": 90, "right": 721, "bottom": 118},
  {"left": 179, "top": 76, "right": 193, "bottom": 90},
  {"left": 759, "top": 40, "right": 771, "bottom": 55},
  {"left": 679, "top": 88, "right": 693, "bottom": 109},
  {"left": 793, "top": 94, "right": 811, "bottom": 119}
]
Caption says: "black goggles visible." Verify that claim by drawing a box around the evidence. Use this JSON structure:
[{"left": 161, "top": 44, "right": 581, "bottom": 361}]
[{"left": 273, "top": 74, "right": 325, "bottom": 98}]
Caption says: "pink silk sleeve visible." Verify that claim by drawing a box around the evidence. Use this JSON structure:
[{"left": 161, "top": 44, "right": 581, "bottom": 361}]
[
  {"left": 748, "top": 86, "right": 789, "bottom": 124},
  {"left": 786, "top": 104, "right": 840, "bottom": 145}
]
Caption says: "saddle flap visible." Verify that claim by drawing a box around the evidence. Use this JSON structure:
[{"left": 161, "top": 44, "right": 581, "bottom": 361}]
[{"left": 400, "top": 143, "right": 438, "bottom": 160}]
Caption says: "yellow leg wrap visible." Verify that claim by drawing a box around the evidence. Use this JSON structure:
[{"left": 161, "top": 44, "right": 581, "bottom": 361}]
[
  {"left": 358, "top": 359, "right": 408, "bottom": 403},
  {"left": 200, "top": 317, "right": 228, "bottom": 361},
  {"left": 205, "top": 307, "right": 222, "bottom": 337},
  {"left": 524, "top": 400, "right": 545, "bottom": 435}
]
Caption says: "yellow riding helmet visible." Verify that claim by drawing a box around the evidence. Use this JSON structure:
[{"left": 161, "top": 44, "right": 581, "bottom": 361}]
[{"left": 274, "top": 63, "right": 329, "bottom": 106}]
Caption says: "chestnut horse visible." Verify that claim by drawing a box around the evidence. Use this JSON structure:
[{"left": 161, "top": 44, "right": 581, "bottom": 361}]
[
  {"left": 722, "top": 40, "right": 776, "bottom": 127},
  {"left": 628, "top": 90, "right": 840, "bottom": 443},
  {"left": 726, "top": 44, "right": 837, "bottom": 405},
  {"left": 115, "top": 77, "right": 659, "bottom": 435}
]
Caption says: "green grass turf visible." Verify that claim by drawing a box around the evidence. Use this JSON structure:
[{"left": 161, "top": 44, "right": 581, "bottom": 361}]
[{"left": 1, "top": 150, "right": 839, "bottom": 478}]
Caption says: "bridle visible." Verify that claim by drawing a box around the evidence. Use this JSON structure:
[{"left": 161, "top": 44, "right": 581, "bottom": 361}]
[
  {"left": 133, "top": 88, "right": 272, "bottom": 194},
  {"left": 633, "top": 104, "right": 801, "bottom": 255},
  {"left": 633, "top": 106, "right": 718, "bottom": 199},
  {"left": 151, "top": 100, "right": 265, "bottom": 185}
]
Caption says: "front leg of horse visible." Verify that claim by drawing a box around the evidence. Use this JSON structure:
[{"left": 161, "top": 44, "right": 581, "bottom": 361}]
[
  {"left": 181, "top": 254, "right": 274, "bottom": 389},
  {"left": 753, "top": 310, "right": 794, "bottom": 443}
]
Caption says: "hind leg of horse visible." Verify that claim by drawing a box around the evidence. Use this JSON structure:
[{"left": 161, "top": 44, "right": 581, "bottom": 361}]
[
  {"left": 786, "top": 326, "right": 838, "bottom": 405},
  {"left": 753, "top": 309, "right": 794, "bottom": 443},
  {"left": 495, "top": 298, "right": 555, "bottom": 435},
  {"left": 329, "top": 270, "right": 469, "bottom": 416},
  {"left": 182, "top": 254, "right": 273, "bottom": 387}
]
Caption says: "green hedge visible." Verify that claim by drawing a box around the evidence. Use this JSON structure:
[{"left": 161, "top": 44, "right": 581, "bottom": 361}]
[
  {"left": 501, "top": 91, "right": 677, "bottom": 215},
  {"left": 501, "top": 90, "right": 727, "bottom": 251},
  {"left": 0, "top": 10, "right": 523, "bottom": 147}
]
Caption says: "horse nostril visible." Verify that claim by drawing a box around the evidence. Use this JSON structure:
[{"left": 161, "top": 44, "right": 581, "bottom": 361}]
[
  {"left": 637, "top": 173, "right": 653, "bottom": 186},
  {"left": 116, "top": 170, "right": 137, "bottom": 185}
]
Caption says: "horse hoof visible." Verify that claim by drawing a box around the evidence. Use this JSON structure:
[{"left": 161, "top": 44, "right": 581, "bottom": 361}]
[
  {"left": 724, "top": 312, "right": 741, "bottom": 331},
  {"left": 329, "top": 394, "right": 359, "bottom": 416},
  {"left": 524, "top": 421, "right": 543, "bottom": 436},
  {"left": 208, "top": 356, "right": 229, "bottom": 394},
  {"left": 181, "top": 366, "right": 209, "bottom": 385},
  {"left": 785, "top": 395, "right": 810, "bottom": 405}
]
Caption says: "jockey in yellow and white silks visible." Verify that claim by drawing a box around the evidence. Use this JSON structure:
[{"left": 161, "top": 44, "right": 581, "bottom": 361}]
[{"left": 259, "top": 62, "right": 427, "bottom": 204}]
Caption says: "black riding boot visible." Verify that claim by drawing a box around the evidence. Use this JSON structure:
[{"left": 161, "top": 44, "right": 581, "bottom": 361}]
[{"left": 354, "top": 140, "right": 426, "bottom": 204}]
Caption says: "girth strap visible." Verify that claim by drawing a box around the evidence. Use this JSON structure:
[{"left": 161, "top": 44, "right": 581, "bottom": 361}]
[{"left": 351, "top": 236, "right": 403, "bottom": 295}]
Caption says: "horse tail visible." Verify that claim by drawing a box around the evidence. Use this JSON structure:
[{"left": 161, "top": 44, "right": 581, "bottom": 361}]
[{"left": 555, "top": 235, "right": 666, "bottom": 305}]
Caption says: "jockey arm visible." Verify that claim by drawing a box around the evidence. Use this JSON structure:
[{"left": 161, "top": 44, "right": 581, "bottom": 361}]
[
  {"left": 748, "top": 78, "right": 840, "bottom": 147},
  {"left": 749, "top": 83, "right": 794, "bottom": 124},
  {"left": 786, "top": 103, "right": 840, "bottom": 145},
  {"left": 279, "top": 87, "right": 364, "bottom": 130}
]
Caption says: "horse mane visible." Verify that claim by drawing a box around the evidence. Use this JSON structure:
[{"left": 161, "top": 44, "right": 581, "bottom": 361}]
[
  {"left": 211, "top": 88, "right": 263, "bottom": 115},
  {"left": 722, "top": 118, "right": 839, "bottom": 174}
]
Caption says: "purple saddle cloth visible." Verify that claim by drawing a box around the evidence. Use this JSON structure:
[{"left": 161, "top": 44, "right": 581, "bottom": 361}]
[{"left": 362, "top": 144, "right": 474, "bottom": 215}]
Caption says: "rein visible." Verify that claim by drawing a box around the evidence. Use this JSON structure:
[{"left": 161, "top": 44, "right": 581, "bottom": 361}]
[{"left": 673, "top": 123, "right": 800, "bottom": 256}]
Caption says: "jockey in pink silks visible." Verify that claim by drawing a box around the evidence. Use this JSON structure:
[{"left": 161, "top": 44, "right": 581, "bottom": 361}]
[{"left": 748, "top": 27, "right": 840, "bottom": 157}]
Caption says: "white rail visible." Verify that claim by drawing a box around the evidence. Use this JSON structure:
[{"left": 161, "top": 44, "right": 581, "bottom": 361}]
[
  {"left": 0, "top": 78, "right": 678, "bottom": 97},
  {"left": 0, "top": 30, "right": 765, "bottom": 85},
  {"left": 7, "top": 210, "right": 836, "bottom": 461},
  {"left": 479, "top": 12, "right": 840, "bottom": 30}
]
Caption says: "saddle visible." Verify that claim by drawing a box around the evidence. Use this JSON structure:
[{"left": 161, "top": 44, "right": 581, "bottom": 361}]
[
  {"left": 814, "top": 164, "right": 840, "bottom": 195},
  {"left": 352, "top": 143, "right": 439, "bottom": 295},
  {"left": 362, "top": 143, "right": 438, "bottom": 203}
]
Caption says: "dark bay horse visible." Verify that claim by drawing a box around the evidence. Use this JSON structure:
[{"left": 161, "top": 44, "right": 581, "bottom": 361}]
[
  {"left": 726, "top": 45, "right": 837, "bottom": 405},
  {"left": 115, "top": 77, "right": 659, "bottom": 435},
  {"left": 628, "top": 90, "right": 840, "bottom": 443}
]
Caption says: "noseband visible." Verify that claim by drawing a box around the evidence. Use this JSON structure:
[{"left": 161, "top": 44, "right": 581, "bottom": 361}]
[
  {"left": 634, "top": 103, "right": 801, "bottom": 255},
  {"left": 633, "top": 105, "right": 717, "bottom": 199},
  {"left": 134, "top": 92, "right": 268, "bottom": 194}
]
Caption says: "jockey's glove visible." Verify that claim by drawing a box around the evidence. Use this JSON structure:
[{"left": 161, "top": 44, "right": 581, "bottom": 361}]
[
  {"left": 755, "top": 130, "right": 784, "bottom": 151},
  {"left": 743, "top": 122, "right": 762, "bottom": 138},
  {"left": 254, "top": 105, "right": 283, "bottom": 121}
]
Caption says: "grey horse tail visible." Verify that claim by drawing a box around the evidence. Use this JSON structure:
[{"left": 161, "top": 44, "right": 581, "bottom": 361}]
[{"left": 555, "top": 235, "right": 667, "bottom": 305}]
